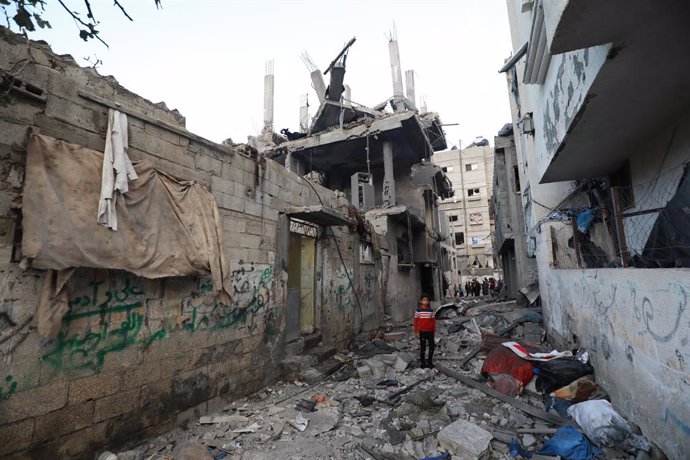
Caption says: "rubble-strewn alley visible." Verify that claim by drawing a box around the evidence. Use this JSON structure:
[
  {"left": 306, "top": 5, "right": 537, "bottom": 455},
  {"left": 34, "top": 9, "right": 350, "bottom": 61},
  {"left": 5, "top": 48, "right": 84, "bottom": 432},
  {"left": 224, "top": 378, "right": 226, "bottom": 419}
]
[
  {"left": 1, "top": 0, "right": 690, "bottom": 459},
  {"left": 99, "top": 298, "right": 662, "bottom": 460}
]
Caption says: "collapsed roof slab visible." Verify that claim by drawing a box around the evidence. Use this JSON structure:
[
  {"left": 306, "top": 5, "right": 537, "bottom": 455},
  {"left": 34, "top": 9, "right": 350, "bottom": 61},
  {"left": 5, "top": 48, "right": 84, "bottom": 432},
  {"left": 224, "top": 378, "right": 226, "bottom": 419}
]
[
  {"left": 309, "top": 100, "right": 377, "bottom": 133},
  {"left": 271, "top": 111, "right": 435, "bottom": 174},
  {"left": 285, "top": 205, "right": 355, "bottom": 227}
]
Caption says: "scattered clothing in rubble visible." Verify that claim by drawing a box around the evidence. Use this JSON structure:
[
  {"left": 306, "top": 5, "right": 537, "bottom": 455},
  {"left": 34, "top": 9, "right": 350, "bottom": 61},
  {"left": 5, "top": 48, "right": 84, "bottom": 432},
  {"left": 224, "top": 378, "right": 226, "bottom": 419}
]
[
  {"left": 488, "top": 373, "right": 523, "bottom": 397},
  {"left": 544, "top": 395, "right": 574, "bottom": 418},
  {"left": 510, "top": 437, "right": 534, "bottom": 458},
  {"left": 538, "top": 425, "right": 604, "bottom": 460},
  {"left": 533, "top": 358, "right": 594, "bottom": 394},
  {"left": 568, "top": 400, "right": 651, "bottom": 452},
  {"left": 482, "top": 345, "right": 534, "bottom": 387},
  {"left": 503, "top": 341, "right": 573, "bottom": 361},
  {"left": 552, "top": 375, "right": 599, "bottom": 402}
]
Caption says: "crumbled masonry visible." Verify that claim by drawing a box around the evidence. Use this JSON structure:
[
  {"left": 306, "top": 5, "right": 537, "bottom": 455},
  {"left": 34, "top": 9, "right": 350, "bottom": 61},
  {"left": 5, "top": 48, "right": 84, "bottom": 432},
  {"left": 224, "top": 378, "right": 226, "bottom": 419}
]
[{"left": 100, "top": 298, "right": 652, "bottom": 460}]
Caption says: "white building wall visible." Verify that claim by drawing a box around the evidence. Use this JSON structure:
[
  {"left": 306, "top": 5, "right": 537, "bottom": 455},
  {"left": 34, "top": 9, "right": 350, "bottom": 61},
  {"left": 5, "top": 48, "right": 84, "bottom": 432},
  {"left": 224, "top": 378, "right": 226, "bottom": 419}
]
[{"left": 505, "top": 2, "right": 690, "bottom": 457}]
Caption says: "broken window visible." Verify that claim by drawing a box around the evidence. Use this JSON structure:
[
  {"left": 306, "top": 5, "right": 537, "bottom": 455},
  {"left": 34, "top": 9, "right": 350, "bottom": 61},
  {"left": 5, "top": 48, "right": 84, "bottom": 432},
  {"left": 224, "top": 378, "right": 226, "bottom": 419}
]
[
  {"left": 465, "top": 163, "right": 478, "bottom": 172},
  {"left": 397, "top": 237, "right": 412, "bottom": 265},
  {"left": 513, "top": 165, "right": 521, "bottom": 192},
  {"left": 359, "top": 241, "right": 373, "bottom": 264},
  {"left": 454, "top": 232, "right": 465, "bottom": 246},
  {"left": 467, "top": 188, "right": 481, "bottom": 197},
  {"left": 469, "top": 212, "right": 483, "bottom": 224},
  {"left": 448, "top": 214, "right": 459, "bottom": 222}
]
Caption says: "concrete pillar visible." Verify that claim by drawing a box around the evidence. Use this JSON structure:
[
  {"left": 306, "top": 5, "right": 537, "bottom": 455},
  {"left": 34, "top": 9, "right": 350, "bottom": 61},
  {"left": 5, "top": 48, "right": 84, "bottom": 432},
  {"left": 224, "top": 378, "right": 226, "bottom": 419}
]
[
  {"left": 299, "top": 94, "right": 309, "bottom": 132},
  {"left": 326, "top": 64, "right": 346, "bottom": 102},
  {"left": 263, "top": 60, "right": 275, "bottom": 134},
  {"left": 344, "top": 84, "right": 352, "bottom": 106},
  {"left": 405, "top": 70, "right": 416, "bottom": 109},
  {"left": 310, "top": 70, "right": 327, "bottom": 103},
  {"left": 382, "top": 141, "right": 396, "bottom": 207},
  {"left": 388, "top": 40, "right": 404, "bottom": 111}
]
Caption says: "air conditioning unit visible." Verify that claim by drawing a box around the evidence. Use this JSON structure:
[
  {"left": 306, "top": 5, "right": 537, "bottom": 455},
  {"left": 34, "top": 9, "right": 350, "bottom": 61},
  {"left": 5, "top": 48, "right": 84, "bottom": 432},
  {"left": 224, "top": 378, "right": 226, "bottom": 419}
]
[{"left": 351, "top": 172, "right": 375, "bottom": 211}]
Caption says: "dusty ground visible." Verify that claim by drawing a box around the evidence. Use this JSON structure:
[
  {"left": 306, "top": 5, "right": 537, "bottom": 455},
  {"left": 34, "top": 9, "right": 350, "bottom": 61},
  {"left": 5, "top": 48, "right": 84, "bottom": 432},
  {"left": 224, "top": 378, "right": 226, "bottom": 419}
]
[{"left": 102, "top": 298, "right": 643, "bottom": 460}]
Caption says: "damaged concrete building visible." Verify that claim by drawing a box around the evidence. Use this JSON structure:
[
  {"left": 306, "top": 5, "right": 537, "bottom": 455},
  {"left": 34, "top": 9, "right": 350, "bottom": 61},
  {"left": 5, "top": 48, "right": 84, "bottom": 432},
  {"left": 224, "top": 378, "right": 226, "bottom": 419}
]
[
  {"left": 498, "top": 0, "right": 690, "bottom": 457},
  {"left": 267, "top": 39, "right": 454, "bottom": 316},
  {"left": 0, "top": 26, "right": 454, "bottom": 457},
  {"left": 492, "top": 124, "right": 538, "bottom": 301}
]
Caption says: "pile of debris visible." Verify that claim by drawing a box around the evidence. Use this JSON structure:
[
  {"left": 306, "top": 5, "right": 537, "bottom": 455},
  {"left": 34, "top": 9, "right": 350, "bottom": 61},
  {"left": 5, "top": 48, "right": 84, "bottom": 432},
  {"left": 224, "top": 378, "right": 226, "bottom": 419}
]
[{"left": 99, "top": 299, "right": 664, "bottom": 459}]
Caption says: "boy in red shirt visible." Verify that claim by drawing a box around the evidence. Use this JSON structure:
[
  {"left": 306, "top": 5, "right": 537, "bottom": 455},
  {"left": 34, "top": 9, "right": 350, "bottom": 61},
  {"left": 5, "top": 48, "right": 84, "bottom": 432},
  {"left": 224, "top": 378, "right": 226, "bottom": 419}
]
[{"left": 414, "top": 294, "right": 436, "bottom": 368}]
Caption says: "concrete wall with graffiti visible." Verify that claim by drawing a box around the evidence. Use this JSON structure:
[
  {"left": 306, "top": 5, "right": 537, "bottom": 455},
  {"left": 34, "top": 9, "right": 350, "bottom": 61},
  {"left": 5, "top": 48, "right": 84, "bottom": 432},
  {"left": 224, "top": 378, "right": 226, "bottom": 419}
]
[
  {"left": 537, "top": 230, "right": 690, "bottom": 457},
  {"left": 317, "top": 236, "right": 383, "bottom": 348},
  {"left": 0, "top": 28, "right": 356, "bottom": 458}
]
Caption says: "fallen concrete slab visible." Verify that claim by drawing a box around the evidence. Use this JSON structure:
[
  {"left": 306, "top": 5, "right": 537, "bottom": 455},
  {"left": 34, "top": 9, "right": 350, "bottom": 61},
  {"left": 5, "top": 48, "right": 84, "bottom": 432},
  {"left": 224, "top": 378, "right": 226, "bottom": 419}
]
[{"left": 437, "top": 418, "right": 493, "bottom": 459}]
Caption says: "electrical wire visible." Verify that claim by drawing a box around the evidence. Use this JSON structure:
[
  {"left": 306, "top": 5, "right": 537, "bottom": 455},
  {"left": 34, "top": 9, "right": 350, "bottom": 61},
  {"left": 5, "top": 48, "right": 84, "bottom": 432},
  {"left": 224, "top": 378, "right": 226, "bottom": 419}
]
[{"left": 300, "top": 177, "right": 365, "bottom": 332}]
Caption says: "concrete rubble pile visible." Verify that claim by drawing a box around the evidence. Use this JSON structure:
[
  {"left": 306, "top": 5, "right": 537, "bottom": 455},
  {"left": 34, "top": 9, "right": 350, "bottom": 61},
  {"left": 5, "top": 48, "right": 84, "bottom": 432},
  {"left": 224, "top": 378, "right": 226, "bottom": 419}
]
[{"left": 100, "top": 297, "right": 663, "bottom": 460}]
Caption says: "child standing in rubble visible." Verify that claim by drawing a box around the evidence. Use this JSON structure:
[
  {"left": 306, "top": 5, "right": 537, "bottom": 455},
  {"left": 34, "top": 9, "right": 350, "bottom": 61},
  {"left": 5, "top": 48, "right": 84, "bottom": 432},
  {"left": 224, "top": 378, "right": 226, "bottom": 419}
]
[{"left": 414, "top": 294, "right": 436, "bottom": 368}]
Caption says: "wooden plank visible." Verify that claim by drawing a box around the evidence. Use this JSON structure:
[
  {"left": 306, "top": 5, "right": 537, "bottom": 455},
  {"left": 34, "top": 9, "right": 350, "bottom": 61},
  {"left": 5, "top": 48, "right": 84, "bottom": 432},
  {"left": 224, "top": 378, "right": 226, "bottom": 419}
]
[
  {"left": 434, "top": 363, "right": 569, "bottom": 426},
  {"left": 388, "top": 374, "right": 435, "bottom": 401}
]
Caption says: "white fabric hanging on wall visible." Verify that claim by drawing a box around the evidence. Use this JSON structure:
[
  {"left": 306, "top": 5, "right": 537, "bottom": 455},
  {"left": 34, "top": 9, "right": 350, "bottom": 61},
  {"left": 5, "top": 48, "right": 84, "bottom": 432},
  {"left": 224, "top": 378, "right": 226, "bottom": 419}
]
[{"left": 97, "top": 108, "right": 138, "bottom": 230}]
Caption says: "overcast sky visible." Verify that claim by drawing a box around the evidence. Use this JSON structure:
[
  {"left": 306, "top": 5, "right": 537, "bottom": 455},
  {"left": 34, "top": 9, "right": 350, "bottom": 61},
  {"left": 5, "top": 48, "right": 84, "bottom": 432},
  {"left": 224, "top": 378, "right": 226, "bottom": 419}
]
[{"left": 23, "top": 0, "right": 513, "bottom": 148}]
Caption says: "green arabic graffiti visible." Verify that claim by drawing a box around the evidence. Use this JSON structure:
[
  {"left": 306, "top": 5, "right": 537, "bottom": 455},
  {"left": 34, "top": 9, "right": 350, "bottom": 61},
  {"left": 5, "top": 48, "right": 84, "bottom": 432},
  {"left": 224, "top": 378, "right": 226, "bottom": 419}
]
[
  {"left": 42, "top": 308, "right": 144, "bottom": 373},
  {"left": 41, "top": 269, "right": 275, "bottom": 375},
  {"left": 64, "top": 279, "right": 144, "bottom": 322}
]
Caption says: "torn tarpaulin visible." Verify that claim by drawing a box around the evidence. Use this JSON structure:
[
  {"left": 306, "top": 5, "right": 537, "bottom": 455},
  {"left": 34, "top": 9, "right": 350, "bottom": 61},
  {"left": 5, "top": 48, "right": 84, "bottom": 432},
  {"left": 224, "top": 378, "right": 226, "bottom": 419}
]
[{"left": 23, "top": 134, "right": 231, "bottom": 337}]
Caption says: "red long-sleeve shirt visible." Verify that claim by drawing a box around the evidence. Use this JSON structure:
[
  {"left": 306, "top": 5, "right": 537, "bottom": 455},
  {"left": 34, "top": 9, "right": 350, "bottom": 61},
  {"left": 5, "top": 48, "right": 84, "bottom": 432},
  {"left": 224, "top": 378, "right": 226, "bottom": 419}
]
[{"left": 414, "top": 306, "right": 436, "bottom": 333}]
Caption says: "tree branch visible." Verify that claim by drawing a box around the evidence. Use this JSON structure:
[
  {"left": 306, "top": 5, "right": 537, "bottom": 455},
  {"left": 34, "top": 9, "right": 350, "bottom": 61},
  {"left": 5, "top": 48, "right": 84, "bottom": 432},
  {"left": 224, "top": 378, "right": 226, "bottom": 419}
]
[
  {"left": 56, "top": 0, "right": 109, "bottom": 47},
  {"left": 112, "top": 1, "right": 134, "bottom": 21},
  {"left": 83, "top": 0, "right": 95, "bottom": 20}
]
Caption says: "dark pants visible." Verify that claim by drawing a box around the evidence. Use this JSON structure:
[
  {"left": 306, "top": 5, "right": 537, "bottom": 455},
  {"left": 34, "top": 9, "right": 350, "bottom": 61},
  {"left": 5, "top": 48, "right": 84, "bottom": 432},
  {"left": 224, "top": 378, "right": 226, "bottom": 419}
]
[{"left": 419, "top": 331, "right": 435, "bottom": 365}]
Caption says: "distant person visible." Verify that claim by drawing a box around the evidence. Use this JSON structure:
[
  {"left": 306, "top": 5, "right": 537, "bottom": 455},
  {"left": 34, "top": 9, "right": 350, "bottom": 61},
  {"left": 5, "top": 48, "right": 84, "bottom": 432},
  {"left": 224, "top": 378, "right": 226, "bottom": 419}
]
[
  {"left": 414, "top": 293, "right": 436, "bottom": 368},
  {"left": 482, "top": 278, "right": 489, "bottom": 296}
]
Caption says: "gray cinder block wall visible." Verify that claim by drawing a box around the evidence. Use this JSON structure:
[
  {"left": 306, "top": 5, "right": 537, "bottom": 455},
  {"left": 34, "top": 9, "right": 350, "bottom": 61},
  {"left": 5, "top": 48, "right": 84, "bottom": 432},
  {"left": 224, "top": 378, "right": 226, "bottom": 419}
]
[{"left": 0, "top": 27, "right": 383, "bottom": 458}]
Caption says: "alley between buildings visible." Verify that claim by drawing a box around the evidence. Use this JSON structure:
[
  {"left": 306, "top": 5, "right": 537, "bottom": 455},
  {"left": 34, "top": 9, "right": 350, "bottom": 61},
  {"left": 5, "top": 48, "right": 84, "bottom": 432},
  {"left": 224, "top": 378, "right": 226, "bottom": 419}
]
[{"left": 1, "top": 1, "right": 690, "bottom": 459}]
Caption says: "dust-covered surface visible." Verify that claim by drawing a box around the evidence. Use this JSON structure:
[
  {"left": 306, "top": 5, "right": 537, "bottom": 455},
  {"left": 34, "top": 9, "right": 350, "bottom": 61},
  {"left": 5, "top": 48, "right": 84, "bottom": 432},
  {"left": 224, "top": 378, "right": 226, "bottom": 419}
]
[{"left": 101, "top": 298, "right": 652, "bottom": 460}]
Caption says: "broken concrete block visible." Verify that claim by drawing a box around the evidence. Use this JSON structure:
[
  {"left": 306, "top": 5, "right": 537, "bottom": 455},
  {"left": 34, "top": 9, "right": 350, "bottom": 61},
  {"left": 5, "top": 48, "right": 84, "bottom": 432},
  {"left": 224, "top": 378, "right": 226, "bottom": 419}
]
[
  {"left": 522, "top": 434, "right": 536, "bottom": 447},
  {"left": 97, "top": 453, "right": 118, "bottom": 460},
  {"left": 357, "top": 365, "right": 372, "bottom": 380},
  {"left": 394, "top": 353, "right": 412, "bottom": 371},
  {"left": 379, "top": 354, "right": 398, "bottom": 366},
  {"left": 409, "top": 426, "right": 424, "bottom": 440},
  {"left": 365, "top": 358, "right": 386, "bottom": 380},
  {"left": 437, "top": 419, "right": 493, "bottom": 459}
]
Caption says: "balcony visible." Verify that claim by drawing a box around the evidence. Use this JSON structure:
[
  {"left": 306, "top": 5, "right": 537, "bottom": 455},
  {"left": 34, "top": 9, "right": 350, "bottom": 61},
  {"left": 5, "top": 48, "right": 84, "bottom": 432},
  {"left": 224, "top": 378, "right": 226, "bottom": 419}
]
[{"left": 535, "top": 0, "right": 690, "bottom": 183}]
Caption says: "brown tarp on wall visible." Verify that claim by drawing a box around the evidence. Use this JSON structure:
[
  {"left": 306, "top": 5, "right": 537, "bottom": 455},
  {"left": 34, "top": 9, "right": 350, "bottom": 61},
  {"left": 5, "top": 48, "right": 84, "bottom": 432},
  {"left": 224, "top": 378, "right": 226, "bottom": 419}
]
[{"left": 23, "top": 133, "right": 230, "bottom": 337}]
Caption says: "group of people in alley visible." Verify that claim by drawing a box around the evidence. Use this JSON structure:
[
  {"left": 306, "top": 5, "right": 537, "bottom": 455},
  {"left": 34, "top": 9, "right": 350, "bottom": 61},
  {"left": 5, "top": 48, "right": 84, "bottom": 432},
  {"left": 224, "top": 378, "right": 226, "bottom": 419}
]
[{"left": 453, "top": 277, "right": 503, "bottom": 298}]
